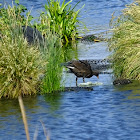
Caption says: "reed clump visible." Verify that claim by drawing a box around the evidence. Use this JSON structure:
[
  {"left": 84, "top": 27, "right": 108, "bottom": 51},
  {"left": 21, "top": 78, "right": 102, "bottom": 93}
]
[
  {"left": 41, "top": 44, "right": 64, "bottom": 94},
  {"left": 36, "top": 0, "right": 84, "bottom": 44},
  {"left": 0, "top": 30, "right": 45, "bottom": 98},
  {"left": 109, "top": 1, "right": 140, "bottom": 80},
  {"left": 0, "top": 1, "right": 65, "bottom": 97}
]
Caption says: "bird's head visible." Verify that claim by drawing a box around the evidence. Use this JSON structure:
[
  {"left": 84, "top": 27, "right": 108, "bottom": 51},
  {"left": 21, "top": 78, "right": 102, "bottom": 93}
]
[{"left": 92, "top": 71, "right": 99, "bottom": 79}]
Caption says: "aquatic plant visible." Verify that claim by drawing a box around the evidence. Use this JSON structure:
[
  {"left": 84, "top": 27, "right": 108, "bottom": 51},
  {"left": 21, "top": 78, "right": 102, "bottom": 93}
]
[
  {"left": 41, "top": 41, "right": 64, "bottom": 94},
  {"left": 109, "top": 1, "right": 140, "bottom": 80},
  {"left": 38, "top": 0, "right": 84, "bottom": 44},
  {"left": 34, "top": 20, "right": 64, "bottom": 94}
]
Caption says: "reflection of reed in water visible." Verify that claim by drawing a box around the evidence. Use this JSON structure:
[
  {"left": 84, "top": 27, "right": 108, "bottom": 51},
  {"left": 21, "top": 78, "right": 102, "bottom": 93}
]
[
  {"left": 0, "top": 96, "right": 39, "bottom": 117},
  {"left": 44, "top": 92, "right": 62, "bottom": 114}
]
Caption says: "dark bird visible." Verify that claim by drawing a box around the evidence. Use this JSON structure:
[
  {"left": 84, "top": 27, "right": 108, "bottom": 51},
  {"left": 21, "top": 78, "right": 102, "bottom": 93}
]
[
  {"left": 66, "top": 60, "right": 99, "bottom": 86},
  {"left": 22, "top": 26, "right": 44, "bottom": 45}
]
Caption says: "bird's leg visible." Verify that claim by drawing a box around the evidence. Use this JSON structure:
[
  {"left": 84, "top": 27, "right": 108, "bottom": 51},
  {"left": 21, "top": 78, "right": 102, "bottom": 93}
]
[
  {"left": 83, "top": 77, "right": 85, "bottom": 83},
  {"left": 76, "top": 77, "right": 78, "bottom": 86}
]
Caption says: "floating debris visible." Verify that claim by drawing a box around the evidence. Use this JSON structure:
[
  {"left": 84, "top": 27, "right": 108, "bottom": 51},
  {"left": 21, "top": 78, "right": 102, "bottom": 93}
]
[{"left": 78, "top": 82, "right": 103, "bottom": 87}]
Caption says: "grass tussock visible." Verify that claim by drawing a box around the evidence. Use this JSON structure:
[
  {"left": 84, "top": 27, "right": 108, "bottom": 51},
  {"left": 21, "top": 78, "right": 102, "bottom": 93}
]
[
  {"left": 109, "top": 1, "right": 140, "bottom": 80},
  {"left": 0, "top": 29, "right": 45, "bottom": 98},
  {"left": 0, "top": 6, "right": 45, "bottom": 98}
]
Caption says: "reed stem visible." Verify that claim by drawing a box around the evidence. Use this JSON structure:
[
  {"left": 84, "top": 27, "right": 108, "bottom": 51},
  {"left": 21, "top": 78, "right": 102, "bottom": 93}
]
[{"left": 18, "top": 95, "right": 30, "bottom": 140}]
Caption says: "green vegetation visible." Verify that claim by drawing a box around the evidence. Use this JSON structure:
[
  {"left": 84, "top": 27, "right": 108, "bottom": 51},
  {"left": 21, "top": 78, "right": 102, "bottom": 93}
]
[
  {"left": 0, "top": 8, "right": 45, "bottom": 98},
  {"left": 41, "top": 48, "right": 64, "bottom": 94},
  {"left": 0, "top": 31, "right": 45, "bottom": 98},
  {"left": 0, "top": 0, "right": 82, "bottom": 98},
  {"left": 36, "top": 0, "right": 84, "bottom": 44},
  {"left": 109, "top": 1, "right": 140, "bottom": 80},
  {"left": 41, "top": 34, "right": 64, "bottom": 94},
  {"left": 0, "top": 1, "right": 32, "bottom": 31}
]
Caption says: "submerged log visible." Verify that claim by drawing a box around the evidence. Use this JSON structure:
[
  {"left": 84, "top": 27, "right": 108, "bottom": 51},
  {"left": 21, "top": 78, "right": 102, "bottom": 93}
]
[
  {"left": 64, "top": 86, "right": 93, "bottom": 92},
  {"left": 113, "top": 79, "right": 132, "bottom": 85},
  {"left": 77, "top": 34, "right": 105, "bottom": 42}
]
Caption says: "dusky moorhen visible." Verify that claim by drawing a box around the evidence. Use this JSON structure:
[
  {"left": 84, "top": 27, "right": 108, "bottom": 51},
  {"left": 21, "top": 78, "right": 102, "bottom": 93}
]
[{"left": 66, "top": 60, "right": 99, "bottom": 86}]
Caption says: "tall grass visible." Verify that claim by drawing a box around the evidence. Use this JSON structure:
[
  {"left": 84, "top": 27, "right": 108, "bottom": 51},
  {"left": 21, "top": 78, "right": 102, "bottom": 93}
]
[
  {"left": 109, "top": 1, "right": 140, "bottom": 80},
  {"left": 0, "top": 28, "right": 45, "bottom": 98},
  {"left": 34, "top": 17, "right": 64, "bottom": 94},
  {"left": 38, "top": 0, "right": 84, "bottom": 44},
  {"left": 41, "top": 42, "right": 64, "bottom": 94},
  {"left": 0, "top": 1, "right": 66, "bottom": 96}
]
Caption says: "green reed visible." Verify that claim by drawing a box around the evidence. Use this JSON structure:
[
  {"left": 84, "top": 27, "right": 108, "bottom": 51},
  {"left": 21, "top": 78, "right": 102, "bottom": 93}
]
[
  {"left": 38, "top": 0, "right": 84, "bottom": 44},
  {"left": 41, "top": 37, "right": 64, "bottom": 94}
]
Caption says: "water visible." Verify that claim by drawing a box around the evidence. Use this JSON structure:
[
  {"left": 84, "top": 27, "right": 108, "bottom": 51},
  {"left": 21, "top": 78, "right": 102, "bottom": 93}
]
[
  {"left": 1, "top": 83, "right": 140, "bottom": 140},
  {"left": 1, "top": 0, "right": 140, "bottom": 140}
]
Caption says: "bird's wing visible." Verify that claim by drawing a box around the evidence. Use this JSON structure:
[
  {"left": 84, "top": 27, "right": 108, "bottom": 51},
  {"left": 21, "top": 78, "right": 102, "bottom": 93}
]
[
  {"left": 79, "top": 60, "right": 91, "bottom": 69},
  {"left": 71, "top": 60, "right": 91, "bottom": 73}
]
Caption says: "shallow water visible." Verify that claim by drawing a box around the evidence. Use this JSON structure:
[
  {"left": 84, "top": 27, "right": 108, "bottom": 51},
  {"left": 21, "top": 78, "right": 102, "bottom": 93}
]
[{"left": 1, "top": 0, "right": 140, "bottom": 140}]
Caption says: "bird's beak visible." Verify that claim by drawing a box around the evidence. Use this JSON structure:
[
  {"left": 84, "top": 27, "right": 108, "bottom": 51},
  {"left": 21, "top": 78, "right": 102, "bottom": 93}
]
[{"left": 97, "top": 75, "right": 99, "bottom": 79}]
